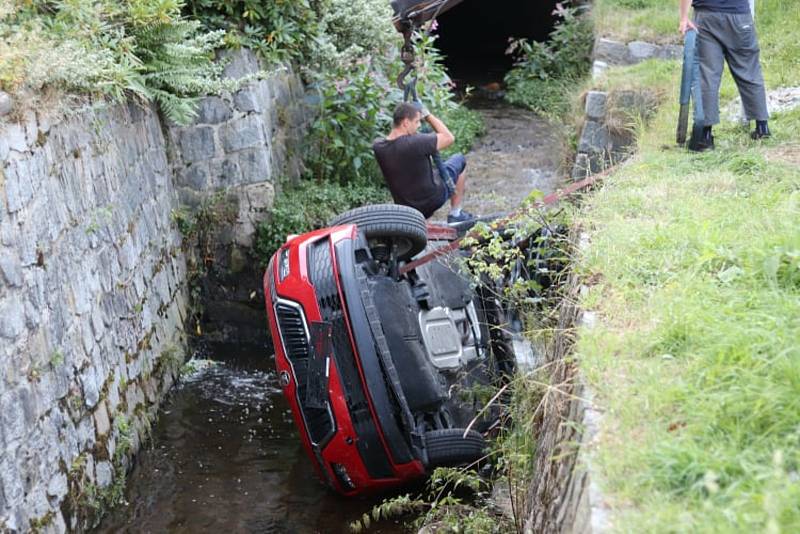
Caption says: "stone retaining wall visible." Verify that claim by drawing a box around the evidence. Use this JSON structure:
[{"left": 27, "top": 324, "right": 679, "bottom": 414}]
[
  {"left": 0, "top": 101, "right": 188, "bottom": 532},
  {"left": 522, "top": 270, "right": 610, "bottom": 534},
  {"left": 166, "top": 49, "right": 309, "bottom": 345},
  {"left": 0, "top": 50, "right": 307, "bottom": 531}
]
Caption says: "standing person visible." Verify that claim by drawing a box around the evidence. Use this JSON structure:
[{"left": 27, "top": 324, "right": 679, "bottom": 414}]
[
  {"left": 679, "top": 0, "right": 770, "bottom": 151},
  {"left": 373, "top": 101, "right": 474, "bottom": 224}
]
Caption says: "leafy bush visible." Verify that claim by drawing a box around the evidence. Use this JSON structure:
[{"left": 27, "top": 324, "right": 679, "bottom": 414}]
[
  {"left": 412, "top": 31, "right": 486, "bottom": 156},
  {"left": 312, "top": 0, "right": 398, "bottom": 71},
  {"left": 504, "top": 3, "right": 593, "bottom": 117},
  {"left": 253, "top": 179, "right": 390, "bottom": 264},
  {"left": 304, "top": 28, "right": 484, "bottom": 185},
  {"left": 0, "top": 0, "right": 229, "bottom": 124},
  {"left": 304, "top": 61, "right": 401, "bottom": 184},
  {"left": 184, "top": 0, "right": 323, "bottom": 64}
]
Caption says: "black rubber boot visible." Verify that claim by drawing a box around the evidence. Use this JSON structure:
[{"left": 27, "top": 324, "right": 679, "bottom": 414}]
[
  {"left": 751, "top": 120, "right": 771, "bottom": 140},
  {"left": 688, "top": 125, "right": 714, "bottom": 152}
]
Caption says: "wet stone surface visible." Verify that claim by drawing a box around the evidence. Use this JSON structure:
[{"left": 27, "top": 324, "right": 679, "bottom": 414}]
[
  {"left": 95, "top": 344, "right": 403, "bottom": 534},
  {"left": 431, "top": 99, "right": 565, "bottom": 222}
]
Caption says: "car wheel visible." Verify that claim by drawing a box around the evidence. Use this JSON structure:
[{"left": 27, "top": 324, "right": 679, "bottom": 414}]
[
  {"left": 424, "top": 429, "right": 487, "bottom": 468},
  {"left": 330, "top": 204, "right": 427, "bottom": 261}
]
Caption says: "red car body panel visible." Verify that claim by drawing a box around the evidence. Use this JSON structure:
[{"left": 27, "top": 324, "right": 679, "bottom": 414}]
[{"left": 264, "top": 225, "right": 426, "bottom": 495}]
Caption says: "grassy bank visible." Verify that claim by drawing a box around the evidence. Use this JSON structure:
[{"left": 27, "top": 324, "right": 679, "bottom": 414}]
[{"left": 576, "top": 0, "right": 800, "bottom": 531}]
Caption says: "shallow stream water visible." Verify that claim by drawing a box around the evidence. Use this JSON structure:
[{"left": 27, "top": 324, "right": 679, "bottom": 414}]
[{"left": 95, "top": 344, "right": 405, "bottom": 534}]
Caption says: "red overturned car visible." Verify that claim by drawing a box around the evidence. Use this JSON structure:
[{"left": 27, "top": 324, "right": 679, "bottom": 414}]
[{"left": 263, "top": 204, "right": 528, "bottom": 496}]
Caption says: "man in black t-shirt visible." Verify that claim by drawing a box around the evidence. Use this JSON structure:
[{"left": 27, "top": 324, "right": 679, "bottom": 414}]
[
  {"left": 372, "top": 102, "right": 473, "bottom": 223},
  {"left": 679, "top": 0, "right": 770, "bottom": 151}
]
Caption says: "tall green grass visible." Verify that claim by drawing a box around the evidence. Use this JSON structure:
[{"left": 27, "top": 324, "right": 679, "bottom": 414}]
[{"left": 575, "top": 0, "right": 800, "bottom": 530}]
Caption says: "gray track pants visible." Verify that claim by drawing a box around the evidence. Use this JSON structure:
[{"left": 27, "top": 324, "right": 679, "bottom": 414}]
[{"left": 694, "top": 9, "right": 769, "bottom": 125}]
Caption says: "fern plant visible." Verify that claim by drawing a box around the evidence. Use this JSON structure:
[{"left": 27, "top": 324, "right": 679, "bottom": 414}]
[
  {"left": 132, "top": 19, "right": 225, "bottom": 124},
  {"left": 1, "top": 0, "right": 229, "bottom": 124}
]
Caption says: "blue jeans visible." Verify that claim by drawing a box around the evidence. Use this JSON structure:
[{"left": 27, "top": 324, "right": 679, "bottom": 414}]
[{"left": 436, "top": 153, "right": 466, "bottom": 206}]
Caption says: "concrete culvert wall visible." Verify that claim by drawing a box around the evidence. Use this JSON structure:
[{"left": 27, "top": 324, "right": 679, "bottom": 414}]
[{"left": 435, "top": 0, "right": 559, "bottom": 85}]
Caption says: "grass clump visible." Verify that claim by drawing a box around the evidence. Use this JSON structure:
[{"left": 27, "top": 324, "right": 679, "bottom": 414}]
[
  {"left": 592, "top": 0, "right": 677, "bottom": 44},
  {"left": 573, "top": 0, "right": 800, "bottom": 530}
]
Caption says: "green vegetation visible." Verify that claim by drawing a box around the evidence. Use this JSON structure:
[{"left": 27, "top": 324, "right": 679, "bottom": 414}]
[
  {"left": 351, "top": 467, "right": 511, "bottom": 533},
  {"left": 0, "top": 0, "right": 236, "bottom": 124},
  {"left": 572, "top": 0, "right": 800, "bottom": 530},
  {"left": 254, "top": 179, "right": 389, "bottom": 264},
  {"left": 593, "top": 0, "right": 676, "bottom": 44},
  {"left": 504, "top": 3, "right": 593, "bottom": 118},
  {"left": 184, "top": 0, "right": 324, "bottom": 63}
]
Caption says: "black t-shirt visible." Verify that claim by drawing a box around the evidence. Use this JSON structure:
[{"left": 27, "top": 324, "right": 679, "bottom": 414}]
[
  {"left": 692, "top": 0, "right": 749, "bottom": 13},
  {"left": 372, "top": 133, "right": 444, "bottom": 218}
]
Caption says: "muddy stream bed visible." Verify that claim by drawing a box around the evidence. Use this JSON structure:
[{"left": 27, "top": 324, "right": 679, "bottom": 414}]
[{"left": 96, "top": 101, "right": 564, "bottom": 534}]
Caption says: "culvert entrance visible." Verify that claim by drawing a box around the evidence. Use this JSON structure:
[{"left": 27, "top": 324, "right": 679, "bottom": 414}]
[{"left": 435, "top": 0, "right": 559, "bottom": 87}]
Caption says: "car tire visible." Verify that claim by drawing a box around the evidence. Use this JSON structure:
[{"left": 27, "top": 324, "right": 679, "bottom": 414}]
[
  {"left": 424, "top": 429, "right": 487, "bottom": 468},
  {"left": 330, "top": 204, "right": 427, "bottom": 261}
]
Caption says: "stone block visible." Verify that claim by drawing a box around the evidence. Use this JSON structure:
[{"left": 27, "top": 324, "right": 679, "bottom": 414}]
[
  {"left": 237, "top": 148, "right": 271, "bottom": 183},
  {"left": 584, "top": 91, "right": 607, "bottom": 121},
  {"left": 1, "top": 385, "right": 34, "bottom": 449},
  {"left": 0, "top": 294, "right": 25, "bottom": 340},
  {"left": 95, "top": 461, "right": 113, "bottom": 489},
  {"left": 591, "top": 60, "right": 608, "bottom": 80},
  {"left": 594, "top": 38, "right": 630, "bottom": 65},
  {"left": 178, "top": 126, "right": 215, "bottom": 163},
  {"left": 211, "top": 157, "right": 242, "bottom": 188},
  {"left": 93, "top": 401, "right": 111, "bottom": 437},
  {"left": 0, "top": 250, "right": 23, "bottom": 287},
  {"left": 222, "top": 48, "right": 260, "bottom": 80},
  {"left": 4, "top": 122, "right": 28, "bottom": 153},
  {"left": 233, "top": 89, "right": 260, "bottom": 113},
  {"left": 182, "top": 163, "right": 209, "bottom": 190},
  {"left": 4, "top": 159, "right": 34, "bottom": 213},
  {"left": 628, "top": 41, "right": 659, "bottom": 63},
  {"left": 46, "top": 472, "right": 68, "bottom": 500},
  {"left": 0, "top": 133, "right": 9, "bottom": 162},
  {"left": 79, "top": 365, "right": 101, "bottom": 409},
  {"left": 578, "top": 121, "right": 609, "bottom": 155},
  {"left": 220, "top": 115, "right": 265, "bottom": 153},
  {"left": 0, "top": 457, "right": 25, "bottom": 518},
  {"left": 657, "top": 44, "right": 683, "bottom": 60},
  {"left": 22, "top": 110, "right": 38, "bottom": 148},
  {"left": 0, "top": 91, "right": 12, "bottom": 117},
  {"left": 572, "top": 153, "right": 590, "bottom": 182},
  {"left": 76, "top": 416, "right": 97, "bottom": 452},
  {"left": 195, "top": 96, "right": 233, "bottom": 125}
]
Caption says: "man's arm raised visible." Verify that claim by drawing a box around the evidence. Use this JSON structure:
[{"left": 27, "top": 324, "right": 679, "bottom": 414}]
[{"left": 425, "top": 113, "right": 455, "bottom": 151}]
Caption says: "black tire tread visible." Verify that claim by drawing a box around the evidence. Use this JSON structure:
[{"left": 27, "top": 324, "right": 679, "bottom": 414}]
[
  {"left": 424, "top": 429, "right": 487, "bottom": 468},
  {"left": 330, "top": 204, "right": 427, "bottom": 260}
]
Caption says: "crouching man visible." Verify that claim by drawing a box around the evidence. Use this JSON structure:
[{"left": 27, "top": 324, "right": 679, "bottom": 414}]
[{"left": 373, "top": 101, "right": 474, "bottom": 224}]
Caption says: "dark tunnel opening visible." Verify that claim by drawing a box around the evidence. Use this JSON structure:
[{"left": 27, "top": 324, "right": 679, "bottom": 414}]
[{"left": 434, "top": 0, "right": 560, "bottom": 88}]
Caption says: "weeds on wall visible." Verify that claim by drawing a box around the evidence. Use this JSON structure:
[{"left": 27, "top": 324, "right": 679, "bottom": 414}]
[{"left": 504, "top": 2, "right": 593, "bottom": 118}]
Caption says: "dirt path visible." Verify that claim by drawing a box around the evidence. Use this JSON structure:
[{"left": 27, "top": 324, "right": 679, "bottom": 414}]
[{"left": 432, "top": 100, "right": 566, "bottom": 222}]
